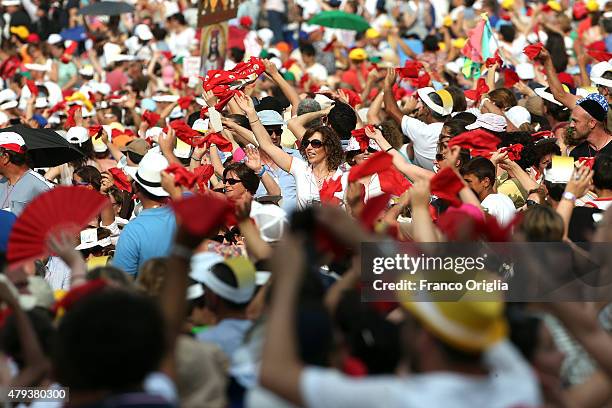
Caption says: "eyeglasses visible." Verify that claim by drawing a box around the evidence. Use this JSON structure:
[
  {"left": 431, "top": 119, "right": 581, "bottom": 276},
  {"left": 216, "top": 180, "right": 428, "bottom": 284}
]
[
  {"left": 302, "top": 139, "right": 324, "bottom": 149},
  {"left": 265, "top": 126, "right": 283, "bottom": 135},
  {"left": 223, "top": 178, "right": 243, "bottom": 186},
  {"left": 72, "top": 180, "right": 89, "bottom": 186}
]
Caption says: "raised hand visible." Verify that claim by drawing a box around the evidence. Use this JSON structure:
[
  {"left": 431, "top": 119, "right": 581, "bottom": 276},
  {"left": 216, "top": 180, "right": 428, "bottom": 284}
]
[{"left": 244, "top": 145, "right": 263, "bottom": 172}]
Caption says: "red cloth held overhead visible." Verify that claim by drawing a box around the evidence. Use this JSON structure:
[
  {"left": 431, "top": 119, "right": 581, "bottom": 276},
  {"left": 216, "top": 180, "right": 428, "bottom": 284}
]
[
  {"left": 447, "top": 129, "right": 501, "bottom": 158},
  {"left": 65, "top": 105, "right": 80, "bottom": 128},
  {"left": 108, "top": 167, "right": 131, "bottom": 193},
  {"left": 169, "top": 120, "right": 206, "bottom": 147},
  {"left": 165, "top": 164, "right": 197, "bottom": 188},
  {"left": 142, "top": 110, "right": 161, "bottom": 127},
  {"left": 25, "top": 79, "right": 38, "bottom": 97},
  {"left": 523, "top": 43, "right": 544, "bottom": 60},
  {"left": 171, "top": 192, "right": 233, "bottom": 236},
  {"left": 348, "top": 151, "right": 393, "bottom": 183},
  {"left": 465, "top": 78, "right": 489, "bottom": 101},
  {"left": 500, "top": 144, "right": 524, "bottom": 161},
  {"left": 430, "top": 167, "right": 464, "bottom": 207}
]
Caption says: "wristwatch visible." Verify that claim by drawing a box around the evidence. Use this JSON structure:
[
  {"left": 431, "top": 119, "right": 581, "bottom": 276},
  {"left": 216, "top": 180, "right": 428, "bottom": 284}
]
[{"left": 562, "top": 191, "right": 577, "bottom": 203}]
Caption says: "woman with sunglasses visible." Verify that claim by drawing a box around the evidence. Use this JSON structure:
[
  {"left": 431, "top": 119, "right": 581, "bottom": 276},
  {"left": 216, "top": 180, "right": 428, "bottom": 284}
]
[
  {"left": 72, "top": 166, "right": 120, "bottom": 241},
  {"left": 234, "top": 92, "right": 345, "bottom": 209}
]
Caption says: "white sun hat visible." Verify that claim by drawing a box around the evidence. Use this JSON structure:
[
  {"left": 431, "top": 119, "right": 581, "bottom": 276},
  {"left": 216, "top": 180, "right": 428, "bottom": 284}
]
[{"left": 131, "top": 151, "right": 170, "bottom": 197}]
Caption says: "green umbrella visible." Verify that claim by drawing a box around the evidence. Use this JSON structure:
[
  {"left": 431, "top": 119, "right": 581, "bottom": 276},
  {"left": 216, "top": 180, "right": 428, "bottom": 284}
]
[{"left": 307, "top": 10, "right": 370, "bottom": 32}]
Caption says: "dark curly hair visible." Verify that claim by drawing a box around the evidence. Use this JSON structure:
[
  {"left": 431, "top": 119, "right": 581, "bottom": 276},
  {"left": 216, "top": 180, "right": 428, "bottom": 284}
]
[{"left": 300, "top": 126, "right": 344, "bottom": 171}]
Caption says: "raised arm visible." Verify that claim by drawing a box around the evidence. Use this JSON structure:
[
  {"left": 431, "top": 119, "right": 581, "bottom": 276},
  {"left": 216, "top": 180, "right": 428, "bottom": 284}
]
[
  {"left": 244, "top": 145, "right": 281, "bottom": 196},
  {"left": 287, "top": 107, "right": 331, "bottom": 143},
  {"left": 535, "top": 47, "right": 580, "bottom": 108},
  {"left": 366, "top": 91, "right": 385, "bottom": 125},
  {"left": 383, "top": 69, "right": 404, "bottom": 125},
  {"left": 0, "top": 279, "right": 49, "bottom": 387},
  {"left": 233, "top": 92, "right": 293, "bottom": 173},
  {"left": 100, "top": 129, "right": 125, "bottom": 163},
  {"left": 263, "top": 59, "right": 300, "bottom": 117},
  {"left": 367, "top": 127, "right": 434, "bottom": 181}
]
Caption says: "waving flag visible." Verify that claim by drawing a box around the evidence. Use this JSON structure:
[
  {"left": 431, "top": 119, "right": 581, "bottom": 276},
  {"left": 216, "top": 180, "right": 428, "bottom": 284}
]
[{"left": 461, "top": 15, "right": 495, "bottom": 78}]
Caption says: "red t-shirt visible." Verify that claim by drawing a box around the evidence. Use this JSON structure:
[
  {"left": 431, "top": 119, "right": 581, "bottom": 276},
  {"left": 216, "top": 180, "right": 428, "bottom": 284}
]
[{"left": 106, "top": 69, "right": 128, "bottom": 92}]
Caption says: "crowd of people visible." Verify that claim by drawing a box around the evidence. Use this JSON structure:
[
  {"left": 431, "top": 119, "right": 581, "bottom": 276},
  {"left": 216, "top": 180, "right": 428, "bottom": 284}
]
[{"left": 2, "top": 0, "right": 612, "bottom": 407}]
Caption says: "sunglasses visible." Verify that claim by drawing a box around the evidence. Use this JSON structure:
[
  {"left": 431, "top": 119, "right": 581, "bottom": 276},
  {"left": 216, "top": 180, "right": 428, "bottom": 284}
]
[
  {"left": 223, "top": 178, "right": 243, "bottom": 186},
  {"left": 302, "top": 139, "right": 324, "bottom": 149},
  {"left": 265, "top": 126, "right": 283, "bottom": 135},
  {"left": 72, "top": 180, "right": 90, "bottom": 186}
]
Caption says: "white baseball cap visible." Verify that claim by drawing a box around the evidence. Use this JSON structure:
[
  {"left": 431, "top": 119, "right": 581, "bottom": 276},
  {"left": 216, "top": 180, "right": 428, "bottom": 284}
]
[
  {"left": 66, "top": 126, "right": 89, "bottom": 144},
  {"left": 0, "top": 131, "right": 26, "bottom": 153},
  {"left": 47, "top": 33, "right": 63, "bottom": 45},
  {"left": 505, "top": 106, "right": 531, "bottom": 128},
  {"left": 0, "top": 89, "right": 18, "bottom": 110},
  {"left": 250, "top": 201, "right": 288, "bottom": 242},
  {"left": 590, "top": 61, "right": 612, "bottom": 88},
  {"left": 134, "top": 24, "right": 153, "bottom": 41},
  {"left": 191, "top": 119, "right": 209, "bottom": 133}
]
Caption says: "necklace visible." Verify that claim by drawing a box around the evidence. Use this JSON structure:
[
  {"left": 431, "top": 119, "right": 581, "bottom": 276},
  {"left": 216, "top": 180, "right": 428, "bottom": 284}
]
[{"left": 1, "top": 173, "right": 25, "bottom": 209}]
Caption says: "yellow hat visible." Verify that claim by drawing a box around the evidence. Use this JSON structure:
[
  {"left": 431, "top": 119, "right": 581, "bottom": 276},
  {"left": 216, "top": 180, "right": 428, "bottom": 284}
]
[
  {"left": 10, "top": 25, "right": 29, "bottom": 40},
  {"left": 87, "top": 256, "right": 109, "bottom": 270},
  {"left": 365, "top": 28, "right": 380, "bottom": 39},
  {"left": 501, "top": 0, "right": 514, "bottom": 9},
  {"left": 65, "top": 91, "right": 94, "bottom": 112},
  {"left": 452, "top": 38, "right": 467, "bottom": 49},
  {"left": 400, "top": 273, "right": 508, "bottom": 353},
  {"left": 348, "top": 48, "right": 368, "bottom": 61},
  {"left": 443, "top": 16, "right": 453, "bottom": 27},
  {"left": 547, "top": 0, "right": 562, "bottom": 11},
  {"left": 586, "top": 0, "right": 599, "bottom": 11}
]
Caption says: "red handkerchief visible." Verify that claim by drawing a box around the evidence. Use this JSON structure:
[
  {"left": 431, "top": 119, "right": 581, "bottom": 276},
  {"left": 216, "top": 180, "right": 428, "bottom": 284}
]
[
  {"left": 142, "top": 110, "right": 161, "bottom": 127},
  {"left": 65, "top": 105, "right": 80, "bottom": 128},
  {"left": 108, "top": 167, "right": 131, "bottom": 193},
  {"left": 177, "top": 95, "right": 194, "bottom": 109},
  {"left": 360, "top": 193, "right": 391, "bottom": 231},
  {"left": 165, "top": 164, "right": 197, "bottom": 188},
  {"left": 430, "top": 167, "right": 464, "bottom": 207},
  {"left": 523, "top": 43, "right": 544, "bottom": 60},
  {"left": 171, "top": 192, "right": 233, "bottom": 236},
  {"left": 448, "top": 129, "right": 501, "bottom": 158},
  {"left": 503, "top": 68, "right": 520, "bottom": 88},
  {"left": 464, "top": 78, "right": 489, "bottom": 101},
  {"left": 169, "top": 120, "right": 206, "bottom": 147},
  {"left": 88, "top": 125, "right": 103, "bottom": 139},
  {"left": 348, "top": 151, "right": 393, "bottom": 183},
  {"left": 500, "top": 143, "right": 524, "bottom": 161},
  {"left": 320, "top": 177, "right": 343, "bottom": 205},
  {"left": 26, "top": 79, "right": 38, "bottom": 97}
]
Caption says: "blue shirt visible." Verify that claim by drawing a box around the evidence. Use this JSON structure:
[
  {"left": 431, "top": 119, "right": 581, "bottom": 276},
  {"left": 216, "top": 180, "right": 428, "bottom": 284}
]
[
  {"left": 196, "top": 318, "right": 253, "bottom": 358},
  {"left": 113, "top": 207, "right": 176, "bottom": 276},
  {"left": 254, "top": 147, "right": 301, "bottom": 214}
]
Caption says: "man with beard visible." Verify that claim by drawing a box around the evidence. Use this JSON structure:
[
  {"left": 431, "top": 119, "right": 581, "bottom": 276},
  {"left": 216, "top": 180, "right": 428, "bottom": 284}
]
[{"left": 568, "top": 94, "right": 612, "bottom": 159}]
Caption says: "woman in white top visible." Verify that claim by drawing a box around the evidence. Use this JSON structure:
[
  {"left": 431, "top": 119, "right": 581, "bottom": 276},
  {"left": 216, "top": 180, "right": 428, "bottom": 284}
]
[{"left": 233, "top": 93, "right": 345, "bottom": 209}]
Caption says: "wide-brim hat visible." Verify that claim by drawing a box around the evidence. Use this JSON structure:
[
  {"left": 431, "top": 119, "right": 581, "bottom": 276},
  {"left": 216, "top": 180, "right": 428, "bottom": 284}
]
[{"left": 131, "top": 151, "right": 169, "bottom": 197}]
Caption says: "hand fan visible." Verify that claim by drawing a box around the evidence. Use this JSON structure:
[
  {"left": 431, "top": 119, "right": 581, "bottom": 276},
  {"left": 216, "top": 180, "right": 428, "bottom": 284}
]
[{"left": 7, "top": 186, "right": 109, "bottom": 268}]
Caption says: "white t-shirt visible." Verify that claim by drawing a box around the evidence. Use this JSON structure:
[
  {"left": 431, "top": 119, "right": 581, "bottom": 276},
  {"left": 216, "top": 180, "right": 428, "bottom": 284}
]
[
  {"left": 400, "top": 116, "right": 443, "bottom": 171},
  {"left": 585, "top": 197, "right": 612, "bottom": 211},
  {"left": 167, "top": 27, "right": 196, "bottom": 58},
  {"left": 289, "top": 157, "right": 345, "bottom": 209},
  {"left": 300, "top": 341, "right": 541, "bottom": 408},
  {"left": 482, "top": 193, "right": 517, "bottom": 227}
]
